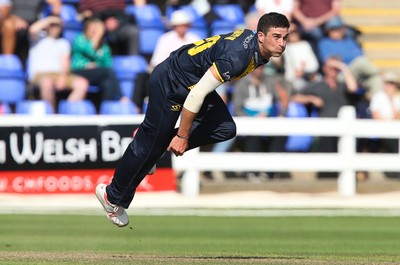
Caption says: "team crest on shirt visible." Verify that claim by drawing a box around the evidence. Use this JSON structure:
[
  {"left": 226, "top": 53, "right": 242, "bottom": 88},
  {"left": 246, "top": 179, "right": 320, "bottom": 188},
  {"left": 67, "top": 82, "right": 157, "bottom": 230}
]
[
  {"left": 171, "top": 104, "right": 182, "bottom": 111},
  {"left": 222, "top": 71, "right": 231, "bottom": 81}
]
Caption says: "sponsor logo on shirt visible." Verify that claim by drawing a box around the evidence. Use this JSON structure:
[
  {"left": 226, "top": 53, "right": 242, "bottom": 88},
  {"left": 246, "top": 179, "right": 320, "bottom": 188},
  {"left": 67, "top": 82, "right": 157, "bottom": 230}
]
[
  {"left": 171, "top": 104, "right": 182, "bottom": 111},
  {"left": 243, "top": 34, "right": 254, "bottom": 49},
  {"left": 223, "top": 71, "right": 231, "bottom": 81}
]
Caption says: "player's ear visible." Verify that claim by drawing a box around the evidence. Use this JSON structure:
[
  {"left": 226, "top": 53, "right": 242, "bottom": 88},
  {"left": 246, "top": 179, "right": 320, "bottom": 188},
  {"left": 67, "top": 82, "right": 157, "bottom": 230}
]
[{"left": 257, "top": 31, "right": 265, "bottom": 43}]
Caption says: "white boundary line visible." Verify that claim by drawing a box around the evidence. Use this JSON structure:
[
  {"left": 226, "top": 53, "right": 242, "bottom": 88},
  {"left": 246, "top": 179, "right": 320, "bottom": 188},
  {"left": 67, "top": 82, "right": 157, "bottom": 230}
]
[
  {"left": 1, "top": 207, "right": 400, "bottom": 217},
  {"left": 1, "top": 191, "right": 400, "bottom": 216}
]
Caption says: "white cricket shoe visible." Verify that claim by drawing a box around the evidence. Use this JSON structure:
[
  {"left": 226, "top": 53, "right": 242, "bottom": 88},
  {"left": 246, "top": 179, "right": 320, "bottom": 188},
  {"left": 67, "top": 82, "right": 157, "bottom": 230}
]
[{"left": 95, "top": 184, "right": 129, "bottom": 227}]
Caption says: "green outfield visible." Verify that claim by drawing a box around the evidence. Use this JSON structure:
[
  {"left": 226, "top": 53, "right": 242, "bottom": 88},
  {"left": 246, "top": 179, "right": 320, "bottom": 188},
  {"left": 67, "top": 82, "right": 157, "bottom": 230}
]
[{"left": 0, "top": 214, "right": 399, "bottom": 264}]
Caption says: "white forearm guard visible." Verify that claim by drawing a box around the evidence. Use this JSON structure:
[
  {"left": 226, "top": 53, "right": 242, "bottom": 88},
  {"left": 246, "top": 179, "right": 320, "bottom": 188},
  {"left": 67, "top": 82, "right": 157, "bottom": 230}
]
[{"left": 183, "top": 69, "right": 222, "bottom": 113}]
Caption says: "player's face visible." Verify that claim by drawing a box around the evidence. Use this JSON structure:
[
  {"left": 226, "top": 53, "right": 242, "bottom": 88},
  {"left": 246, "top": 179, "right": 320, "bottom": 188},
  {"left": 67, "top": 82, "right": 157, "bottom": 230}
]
[{"left": 258, "top": 27, "right": 289, "bottom": 59}]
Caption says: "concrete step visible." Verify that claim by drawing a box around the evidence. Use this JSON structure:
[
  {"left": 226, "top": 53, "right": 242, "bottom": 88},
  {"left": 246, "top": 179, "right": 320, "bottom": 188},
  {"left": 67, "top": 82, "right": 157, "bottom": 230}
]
[
  {"left": 340, "top": 1, "right": 400, "bottom": 73},
  {"left": 370, "top": 60, "right": 400, "bottom": 70},
  {"left": 199, "top": 176, "right": 400, "bottom": 194},
  {"left": 343, "top": 8, "right": 400, "bottom": 26},
  {"left": 342, "top": 0, "right": 400, "bottom": 8},
  {"left": 363, "top": 42, "right": 400, "bottom": 61}
]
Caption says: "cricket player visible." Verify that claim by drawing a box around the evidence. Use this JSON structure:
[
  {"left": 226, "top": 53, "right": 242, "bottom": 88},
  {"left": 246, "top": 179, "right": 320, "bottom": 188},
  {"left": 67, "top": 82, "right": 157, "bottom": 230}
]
[{"left": 96, "top": 12, "right": 290, "bottom": 227}]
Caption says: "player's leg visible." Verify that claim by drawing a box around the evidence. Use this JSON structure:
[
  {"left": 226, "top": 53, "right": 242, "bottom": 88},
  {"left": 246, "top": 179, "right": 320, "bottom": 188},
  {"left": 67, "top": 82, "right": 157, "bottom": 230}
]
[
  {"left": 105, "top": 60, "right": 181, "bottom": 209},
  {"left": 132, "top": 128, "right": 156, "bottom": 175},
  {"left": 187, "top": 90, "right": 236, "bottom": 149}
]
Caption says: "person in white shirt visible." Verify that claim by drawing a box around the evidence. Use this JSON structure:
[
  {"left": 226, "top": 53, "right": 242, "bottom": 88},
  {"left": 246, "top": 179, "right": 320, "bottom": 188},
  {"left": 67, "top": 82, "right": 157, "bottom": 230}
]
[
  {"left": 133, "top": 9, "right": 201, "bottom": 113},
  {"left": 283, "top": 23, "right": 319, "bottom": 91},
  {"left": 149, "top": 9, "right": 201, "bottom": 70},
  {"left": 369, "top": 71, "right": 400, "bottom": 178},
  {"left": 28, "top": 16, "right": 88, "bottom": 111},
  {"left": 369, "top": 71, "right": 400, "bottom": 120}
]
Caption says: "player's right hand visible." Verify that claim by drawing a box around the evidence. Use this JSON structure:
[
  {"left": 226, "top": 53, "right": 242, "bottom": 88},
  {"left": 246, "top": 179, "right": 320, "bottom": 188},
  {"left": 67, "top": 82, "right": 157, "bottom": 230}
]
[{"left": 167, "top": 136, "right": 188, "bottom": 156}]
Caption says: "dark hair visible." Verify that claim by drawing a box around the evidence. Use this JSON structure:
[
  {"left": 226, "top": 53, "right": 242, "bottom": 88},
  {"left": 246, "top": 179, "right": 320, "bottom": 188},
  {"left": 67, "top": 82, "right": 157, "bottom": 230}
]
[{"left": 257, "top": 12, "right": 290, "bottom": 34}]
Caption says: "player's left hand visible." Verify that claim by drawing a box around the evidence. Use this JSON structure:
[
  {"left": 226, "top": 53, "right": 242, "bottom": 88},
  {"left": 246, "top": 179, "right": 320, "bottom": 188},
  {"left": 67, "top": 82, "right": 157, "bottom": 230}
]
[{"left": 167, "top": 136, "right": 188, "bottom": 156}]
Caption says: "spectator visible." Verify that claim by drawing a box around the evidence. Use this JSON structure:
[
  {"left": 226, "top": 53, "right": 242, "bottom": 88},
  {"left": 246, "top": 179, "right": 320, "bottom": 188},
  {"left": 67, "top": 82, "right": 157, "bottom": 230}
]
[
  {"left": 1, "top": 0, "right": 61, "bottom": 64},
  {"left": 133, "top": 9, "right": 201, "bottom": 113},
  {"left": 255, "top": 0, "right": 294, "bottom": 21},
  {"left": 370, "top": 71, "right": 400, "bottom": 121},
  {"left": 283, "top": 23, "right": 320, "bottom": 91},
  {"left": 369, "top": 71, "right": 400, "bottom": 179},
  {"left": 0, "top": 0, "right": 11, "bottom": 53},
  {"left": 150, "top": 10, "right": 200, "bottom": 70},
  {"left": 71, "top": 18, "right": 128, "bottom": 104},
  {"left": 28, "top": 16, "right": 89, "bottom": 111},
  {"left": 166, "top": 0, "right": 219, "bottom": 32},
  {"left": 292, "top": 0, "right": 340, "bottom": 44},
  {"left": 317, "top": 17, "right": 383, "bottom": 98},
  {"left": 233, "top": 65, "right": 290, "bottom": 181},
  {"left": 78, "top": 0, "right": 140, "bottom": 55},
  {"left": 291, "top": 56, "right": 357, "bottom": 177}
]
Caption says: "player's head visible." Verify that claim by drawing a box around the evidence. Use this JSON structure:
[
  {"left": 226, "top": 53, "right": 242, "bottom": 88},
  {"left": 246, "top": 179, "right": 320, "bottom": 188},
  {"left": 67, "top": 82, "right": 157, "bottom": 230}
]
[{"left": 256, "top": 12, "right": 290, "bottom": 58}]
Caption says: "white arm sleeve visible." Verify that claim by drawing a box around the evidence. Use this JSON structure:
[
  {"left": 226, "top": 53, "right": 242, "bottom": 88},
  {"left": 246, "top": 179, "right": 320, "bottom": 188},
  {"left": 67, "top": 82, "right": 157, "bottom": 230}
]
[{"left": 183, "top": 69, "right": 222, "bottom": 113}]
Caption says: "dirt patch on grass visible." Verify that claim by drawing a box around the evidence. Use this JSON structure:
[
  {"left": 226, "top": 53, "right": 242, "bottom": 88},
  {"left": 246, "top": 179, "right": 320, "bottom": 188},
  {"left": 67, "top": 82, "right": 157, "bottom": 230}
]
[
  {"left": 2, "top": 252, "right": 400, "bottom": 265},
  {"left": 0, "top": 252, "right": 331, "bottom": 265}
]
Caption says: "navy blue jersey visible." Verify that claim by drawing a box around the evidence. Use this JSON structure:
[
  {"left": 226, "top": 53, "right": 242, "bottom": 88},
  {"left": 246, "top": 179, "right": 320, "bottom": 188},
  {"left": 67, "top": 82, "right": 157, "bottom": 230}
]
[{"left": 167, "top": 29, "right": 269, "bottom": 90}]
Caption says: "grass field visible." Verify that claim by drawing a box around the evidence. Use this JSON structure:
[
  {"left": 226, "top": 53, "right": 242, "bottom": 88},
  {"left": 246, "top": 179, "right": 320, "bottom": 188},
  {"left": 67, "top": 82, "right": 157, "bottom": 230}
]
[{"left": 0, "top": 214, "right": 399, "bottom": 264}]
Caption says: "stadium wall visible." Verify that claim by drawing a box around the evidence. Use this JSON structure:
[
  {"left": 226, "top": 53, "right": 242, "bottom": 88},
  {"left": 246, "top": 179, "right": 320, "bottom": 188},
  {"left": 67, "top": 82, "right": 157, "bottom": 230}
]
[{"left": 0, "top": 115, "right": 175, "bottom": 194}]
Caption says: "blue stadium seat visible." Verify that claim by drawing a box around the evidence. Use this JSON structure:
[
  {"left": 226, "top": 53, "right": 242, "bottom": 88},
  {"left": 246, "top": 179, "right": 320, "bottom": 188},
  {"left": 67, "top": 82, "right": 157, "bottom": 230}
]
[
  {"left": 125, "top": 4, "right": 164, "bottom": 29},
  {"left": 62, "top": 0, "right": 79, "bottom": 4},
  {"left": 211, "top": 27, "right": 235, "bottom": 36},
  {"left": 0, "top": 54, "right": 26, "bottom": 103},
  {"left": 166, "top": 5, "right": 207, "bottom": 29},
  {"left": 284, "top": 102, "right": 313, "bottom": 152},
  {"left": 138, "top": 28, "right": 165, "bottom": 54},
  {"left": 100, "top": 100, "right": 139, "bottom": 115},
  {"left": 60, "top": 4, "right": 83, "bottom": 43},
  {"left": 188, "top": 27, "right": 208, "bottom": 39},
  {"left": 60, "top": 4, "right": 80, "bottom": 23},
  {"left": 58, "top": 100, "right": 97, "bottom": 115},
  {"left": 112, "top": 55, "right": 148, "bottom": 98},
  {"left": 15, "top": 100, "right": 54, "bottom": 115},
  {"left": 211, "top": 4, "right": 245, "bottom": 36},
  {"left": 125, "top": 4, "right": 165, "bottom": 54}
]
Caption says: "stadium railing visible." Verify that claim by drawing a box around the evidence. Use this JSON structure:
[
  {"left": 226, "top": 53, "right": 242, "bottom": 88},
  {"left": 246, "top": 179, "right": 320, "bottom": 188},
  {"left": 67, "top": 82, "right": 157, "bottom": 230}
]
[
  {"left": 173, "top": 106, "right": 400, "bottom": 197},
  {"left": 3, "top": 106, "right": 400, "bottom": 197}
]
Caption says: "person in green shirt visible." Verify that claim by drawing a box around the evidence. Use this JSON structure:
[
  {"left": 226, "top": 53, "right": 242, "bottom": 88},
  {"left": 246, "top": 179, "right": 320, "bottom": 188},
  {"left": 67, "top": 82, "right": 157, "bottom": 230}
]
[{"left": 71, "top": 18, "right": 128, "bottom": 102}]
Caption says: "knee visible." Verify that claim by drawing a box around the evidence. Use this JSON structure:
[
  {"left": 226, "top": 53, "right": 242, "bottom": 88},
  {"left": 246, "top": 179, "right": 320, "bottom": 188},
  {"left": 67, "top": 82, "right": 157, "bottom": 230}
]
[
  {"left": 73, "top": 76, "right": 89, "bottom": 90},
  {"left": 2, "top": 17, "right": 15, "bottom": 33},
  {"left": 223, "top": 120, "right": 237, "bottom": 140},
  {"left": 39, "top": 76, "right": 53, "bottom": 90}
]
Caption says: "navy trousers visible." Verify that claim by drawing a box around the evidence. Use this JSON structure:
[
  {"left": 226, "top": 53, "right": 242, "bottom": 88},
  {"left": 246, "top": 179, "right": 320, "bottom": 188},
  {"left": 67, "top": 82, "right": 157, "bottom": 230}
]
[{"left": 107, "top": 59, "right": 236, "bottom": 208}]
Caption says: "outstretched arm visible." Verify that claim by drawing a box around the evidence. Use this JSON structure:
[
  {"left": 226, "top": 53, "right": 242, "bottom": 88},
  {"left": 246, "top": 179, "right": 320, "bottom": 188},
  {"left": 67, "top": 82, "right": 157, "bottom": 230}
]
[
  {"left": 29, "top": 16, "right": 62, "bottom": 40},
  {"left": 167, "top": 65, "right": 222, "bottom": 156}
]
